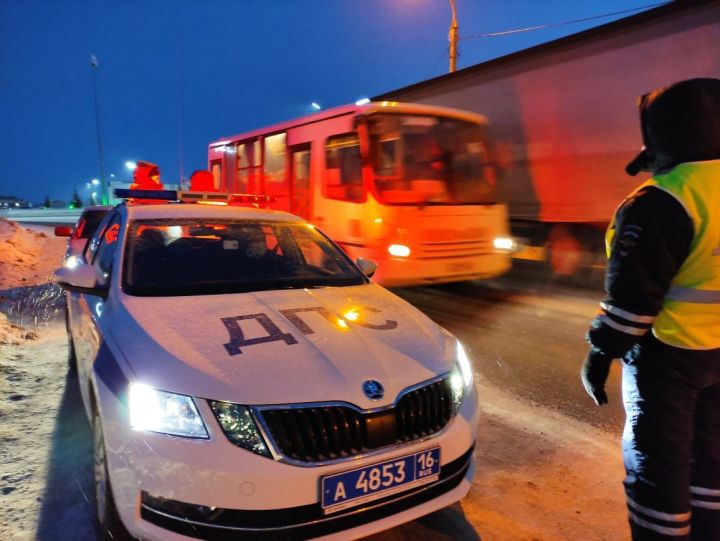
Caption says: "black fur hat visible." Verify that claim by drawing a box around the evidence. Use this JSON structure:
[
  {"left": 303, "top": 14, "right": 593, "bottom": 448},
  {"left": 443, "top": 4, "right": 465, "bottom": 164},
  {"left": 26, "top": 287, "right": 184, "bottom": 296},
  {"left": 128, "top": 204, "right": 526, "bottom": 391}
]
[{"left": 626, "top": 78, "right": 720, "bottom": 176}]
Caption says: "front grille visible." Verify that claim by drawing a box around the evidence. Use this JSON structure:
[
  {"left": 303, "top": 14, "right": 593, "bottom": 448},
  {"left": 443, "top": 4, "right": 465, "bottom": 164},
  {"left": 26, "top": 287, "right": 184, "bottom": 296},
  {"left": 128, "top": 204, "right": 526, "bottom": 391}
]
[
  {"left": 417, "top": 240, "right": 493, "bottom": 259},
  {"left": 258, "top": 378, "right": 455, "bottom": 463},
  {"left": 396, "top": 378, "right": 454, "bottom": 442}
]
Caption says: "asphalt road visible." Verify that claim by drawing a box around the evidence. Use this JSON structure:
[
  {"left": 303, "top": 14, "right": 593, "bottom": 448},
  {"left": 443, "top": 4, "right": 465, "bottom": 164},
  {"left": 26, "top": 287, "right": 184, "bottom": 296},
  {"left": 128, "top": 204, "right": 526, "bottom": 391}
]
[{"left": 392, "top": 273, "right": 625, "bottom": 435}]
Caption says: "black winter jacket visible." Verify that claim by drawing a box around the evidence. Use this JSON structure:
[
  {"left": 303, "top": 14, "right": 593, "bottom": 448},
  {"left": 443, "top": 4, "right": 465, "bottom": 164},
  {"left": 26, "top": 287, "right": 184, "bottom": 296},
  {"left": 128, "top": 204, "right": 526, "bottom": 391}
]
[{"left": 587, "top": 185, "right": 693, "bottom": 358}]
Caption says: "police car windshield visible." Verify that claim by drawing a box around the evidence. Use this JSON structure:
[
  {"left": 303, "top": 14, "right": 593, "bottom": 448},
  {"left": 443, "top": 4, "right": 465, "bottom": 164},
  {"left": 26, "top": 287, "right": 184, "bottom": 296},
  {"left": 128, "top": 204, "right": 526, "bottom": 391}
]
[{"left": 122, "top": 218, "right": 366, "bottom": 296}]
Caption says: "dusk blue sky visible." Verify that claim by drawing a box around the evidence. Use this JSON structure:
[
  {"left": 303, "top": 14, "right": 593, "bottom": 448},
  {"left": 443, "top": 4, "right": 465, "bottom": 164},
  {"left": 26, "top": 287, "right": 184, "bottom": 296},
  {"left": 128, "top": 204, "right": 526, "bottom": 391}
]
[{"left": 0, "top": 0, "right": 664, "bottom": 203}]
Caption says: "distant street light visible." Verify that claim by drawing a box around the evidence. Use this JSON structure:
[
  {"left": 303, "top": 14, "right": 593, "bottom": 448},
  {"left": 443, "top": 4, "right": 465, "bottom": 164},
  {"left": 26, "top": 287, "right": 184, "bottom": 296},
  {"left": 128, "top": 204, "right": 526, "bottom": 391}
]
[
  {"left": 91, "top": 178, "right": 100, "bottom": 186},
  {"left": 311, "top": 102, "right": 321, "bottom": 111},
  {"left": 125, "top": 161, "right": 137, "bottom": 171},
  {"left": 449, "top": 0, "right": 459, "bottom": 73},
  {"left": 90, "top": 54, "right": 109, "bottom": 204}
]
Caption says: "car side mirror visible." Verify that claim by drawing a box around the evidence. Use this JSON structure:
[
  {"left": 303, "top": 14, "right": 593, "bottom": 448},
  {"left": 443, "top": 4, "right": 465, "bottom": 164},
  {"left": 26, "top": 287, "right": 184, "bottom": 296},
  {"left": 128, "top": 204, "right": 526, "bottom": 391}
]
[
  {"left": 54, "top": 226, "right": 72, "bottom": 237},
  {"left": 356, "top": 257, "right": 378, "bottom": 278},
  {"left": 53, "top": 264, "right": 108, "bottom": 297}
]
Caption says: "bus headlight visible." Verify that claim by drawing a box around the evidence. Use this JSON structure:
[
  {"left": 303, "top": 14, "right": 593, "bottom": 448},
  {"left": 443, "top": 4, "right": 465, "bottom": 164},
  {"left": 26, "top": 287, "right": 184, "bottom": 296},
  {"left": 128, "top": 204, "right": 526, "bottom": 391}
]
[
  {"left": 129, "top": 383, "right": 208, "bottom": 438},
  {"left": 492, "top": 237, "right": 515, "bottom": 253},
  {"left": 388, "top": 244, "right": 411, "bottom": 257}
]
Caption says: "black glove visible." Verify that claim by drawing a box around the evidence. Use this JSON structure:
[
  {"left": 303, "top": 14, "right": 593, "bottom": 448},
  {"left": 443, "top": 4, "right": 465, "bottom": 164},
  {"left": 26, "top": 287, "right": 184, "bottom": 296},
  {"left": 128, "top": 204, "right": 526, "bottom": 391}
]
[{"left": 581, "top": 349, "right": 613, "bottom": 406}]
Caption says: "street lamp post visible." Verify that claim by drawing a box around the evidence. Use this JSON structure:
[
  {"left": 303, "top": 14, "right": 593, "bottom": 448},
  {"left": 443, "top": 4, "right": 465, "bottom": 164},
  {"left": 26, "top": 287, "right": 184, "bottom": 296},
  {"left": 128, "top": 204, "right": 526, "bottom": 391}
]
[
  {"left": 448, "top": 0, "right": 459, "bottom": 73},
  {"left": 90, "top": 54, "right": 108, "bottom": 204}
]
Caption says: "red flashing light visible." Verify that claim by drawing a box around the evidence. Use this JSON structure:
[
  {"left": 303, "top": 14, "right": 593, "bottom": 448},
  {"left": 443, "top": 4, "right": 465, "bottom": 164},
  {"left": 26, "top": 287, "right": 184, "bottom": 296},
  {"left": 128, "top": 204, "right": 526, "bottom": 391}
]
[
  {"left": 75, "top": 219, "right": 87, "bottom": 238},
  {"left": 104, "top": 223, "right": 120, "bottom": 244}
]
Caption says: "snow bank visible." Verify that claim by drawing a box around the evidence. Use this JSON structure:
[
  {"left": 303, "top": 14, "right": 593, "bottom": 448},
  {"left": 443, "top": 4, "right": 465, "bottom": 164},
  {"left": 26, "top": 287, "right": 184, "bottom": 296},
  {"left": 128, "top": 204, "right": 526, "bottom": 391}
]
[
  {"left": 0, "top": 219, "right": 68, "bottom": 337},
  {"left": 0, "top": 313, "right": 39, "bottom": 345},
  {"left": 0, "top": 218, "right": 66, "bottom": 290}
]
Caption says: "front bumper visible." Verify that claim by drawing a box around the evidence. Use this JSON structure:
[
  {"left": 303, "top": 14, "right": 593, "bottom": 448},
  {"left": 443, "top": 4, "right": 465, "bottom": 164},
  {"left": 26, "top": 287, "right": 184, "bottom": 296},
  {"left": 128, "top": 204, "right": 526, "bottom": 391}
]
[
  {"left": 96, "top": 378, "right": 479, "bottom": 541},
  {"left": 371, "top": 253, "right": 511, "bottom": 287},
  {"left": 139, "top": 444, "right": 474, "bottom": 540}
]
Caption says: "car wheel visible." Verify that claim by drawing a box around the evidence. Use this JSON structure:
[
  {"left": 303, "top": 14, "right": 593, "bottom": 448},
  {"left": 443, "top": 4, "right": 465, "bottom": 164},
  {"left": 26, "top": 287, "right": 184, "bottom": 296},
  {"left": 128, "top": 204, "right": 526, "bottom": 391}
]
[
  {"left": 93, "top": 414, "right": 131, "bottom": 540},
  {"left": 66, "top": 307, "right": 77, "bottom": 373}
]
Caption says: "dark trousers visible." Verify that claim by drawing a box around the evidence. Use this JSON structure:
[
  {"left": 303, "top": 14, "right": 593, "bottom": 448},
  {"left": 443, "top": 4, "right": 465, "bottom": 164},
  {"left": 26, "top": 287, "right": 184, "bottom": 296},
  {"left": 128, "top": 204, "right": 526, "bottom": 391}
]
[{"left": 622, "top": 336, "right": 720, "bottom": 540}]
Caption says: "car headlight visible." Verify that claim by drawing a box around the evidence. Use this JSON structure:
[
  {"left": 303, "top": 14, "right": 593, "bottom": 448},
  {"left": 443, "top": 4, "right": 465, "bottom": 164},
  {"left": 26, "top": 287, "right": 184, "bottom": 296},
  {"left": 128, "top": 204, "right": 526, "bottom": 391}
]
[
  {"left": 456, "top": 341, "right": 473, "bottom": 387},
  {"left": 209, "top": 401, "right": 271, "bottom": 458},
  {"left": 129, "top": 383, "right": 208, "bottom": 439},
  {"left": 450, "top": 341, "right": 473, "bottom": 410}
]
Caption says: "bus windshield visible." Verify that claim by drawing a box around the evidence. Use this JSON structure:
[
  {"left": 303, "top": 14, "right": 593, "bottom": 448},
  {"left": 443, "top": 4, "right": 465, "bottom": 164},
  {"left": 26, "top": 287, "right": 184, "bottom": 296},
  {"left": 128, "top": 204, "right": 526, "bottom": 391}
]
[{"left": 367, "top": 113, "right": 497, "bottom": 205}]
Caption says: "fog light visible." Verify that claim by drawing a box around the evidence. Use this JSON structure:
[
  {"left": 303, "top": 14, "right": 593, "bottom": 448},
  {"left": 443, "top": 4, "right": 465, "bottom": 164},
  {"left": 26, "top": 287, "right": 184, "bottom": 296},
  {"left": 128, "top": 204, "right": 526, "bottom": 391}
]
[
  {"left": 388, "top": 244, "right": 411, "bottom": 257},
  {"left": 209, "top": 401, "right": 271, "bottom": 458},
  {"left": 141, "top": 491, "right": 223, "bottom": 521}
]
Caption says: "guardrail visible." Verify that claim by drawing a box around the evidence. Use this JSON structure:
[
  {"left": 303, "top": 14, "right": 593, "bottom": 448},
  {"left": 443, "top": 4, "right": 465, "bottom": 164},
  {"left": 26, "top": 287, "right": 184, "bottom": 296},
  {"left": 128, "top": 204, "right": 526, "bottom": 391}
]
[{"left": 0, "top": 208, "right": 83, "bottom": 226}]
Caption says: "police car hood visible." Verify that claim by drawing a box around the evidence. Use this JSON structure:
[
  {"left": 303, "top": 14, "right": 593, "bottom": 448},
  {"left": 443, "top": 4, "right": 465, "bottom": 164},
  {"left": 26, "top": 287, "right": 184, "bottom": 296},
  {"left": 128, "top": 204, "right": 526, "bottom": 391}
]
[{"left": 114, "top": 284, "right": 454, "bottom": 408}]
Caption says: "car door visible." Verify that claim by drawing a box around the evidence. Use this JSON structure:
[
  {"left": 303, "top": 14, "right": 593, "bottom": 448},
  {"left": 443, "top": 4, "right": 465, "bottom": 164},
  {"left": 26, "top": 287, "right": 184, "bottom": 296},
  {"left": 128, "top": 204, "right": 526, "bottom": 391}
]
[{"left": 71, "top": 212, "right": 122, "bottom": 413}]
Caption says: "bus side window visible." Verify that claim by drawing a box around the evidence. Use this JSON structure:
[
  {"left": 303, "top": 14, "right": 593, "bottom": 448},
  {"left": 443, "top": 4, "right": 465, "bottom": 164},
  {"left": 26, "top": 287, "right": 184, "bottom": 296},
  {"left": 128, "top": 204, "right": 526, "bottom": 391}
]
[
  {"left": 264, "top": 133, "right": 287, "bottom": 199},
  {"left": 324, "top": 133, "right": 364, "bottom": 202},
  {"left": 236, "top": 142, "right": 250, "bottom": 193},
  {"left": 236, "top": 140, "right": 262, "bottom": 193}
]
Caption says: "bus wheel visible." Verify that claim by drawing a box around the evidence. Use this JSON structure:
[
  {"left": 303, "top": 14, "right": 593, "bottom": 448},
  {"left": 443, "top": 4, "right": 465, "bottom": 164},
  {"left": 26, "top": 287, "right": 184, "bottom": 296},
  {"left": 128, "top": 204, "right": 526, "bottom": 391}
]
[{"left": 547, "top": 225, "right": 583, "bottom": 276}]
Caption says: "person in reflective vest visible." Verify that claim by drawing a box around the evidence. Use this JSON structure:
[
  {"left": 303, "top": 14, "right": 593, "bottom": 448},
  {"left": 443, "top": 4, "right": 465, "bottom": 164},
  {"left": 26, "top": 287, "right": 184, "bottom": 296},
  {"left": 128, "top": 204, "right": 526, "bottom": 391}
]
[{"left": 581, "top": 78, "right": 720, "bottom": 541}]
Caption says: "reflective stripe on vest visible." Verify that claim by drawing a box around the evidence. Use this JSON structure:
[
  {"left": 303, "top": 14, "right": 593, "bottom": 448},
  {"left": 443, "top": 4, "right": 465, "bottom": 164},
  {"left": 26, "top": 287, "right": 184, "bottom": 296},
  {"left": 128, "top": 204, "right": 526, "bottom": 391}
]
[
  {"left": 665, "top": 286, "right": 720, "bottom": 304},
  {"left": 649, "top": 161, "right": 720, "bottom": 349}
]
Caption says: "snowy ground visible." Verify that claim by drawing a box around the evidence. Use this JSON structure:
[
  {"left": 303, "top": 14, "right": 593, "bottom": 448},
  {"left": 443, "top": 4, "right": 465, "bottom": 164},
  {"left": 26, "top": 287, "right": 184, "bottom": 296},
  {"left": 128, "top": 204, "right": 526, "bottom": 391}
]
[{"left": 0, "top": 219, "right": 629, "bottom": 540}]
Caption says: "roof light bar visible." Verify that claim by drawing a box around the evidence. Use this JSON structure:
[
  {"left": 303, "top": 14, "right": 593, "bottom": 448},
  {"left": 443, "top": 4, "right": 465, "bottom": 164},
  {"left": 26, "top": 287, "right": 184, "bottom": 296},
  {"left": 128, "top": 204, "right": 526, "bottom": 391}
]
[
  {"left": 113, "top": 189, "right": 274, "bottom": 206},
  {"left": 114, "top": 189, "right": 178, "bottom": 200}
]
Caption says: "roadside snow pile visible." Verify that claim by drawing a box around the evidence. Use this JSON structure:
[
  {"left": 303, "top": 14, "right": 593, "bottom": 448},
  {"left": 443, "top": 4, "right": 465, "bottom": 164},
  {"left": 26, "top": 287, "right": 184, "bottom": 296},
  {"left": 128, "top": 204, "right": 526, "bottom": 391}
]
[
  {"left": 0, "top": 312, "right": 38, "bottom": 345},
  {"left": 0, "top": 219, "right": 68, "bottom": 334},
  {"left": 0, "top": 218, "right": 66, "bottom": 290}
]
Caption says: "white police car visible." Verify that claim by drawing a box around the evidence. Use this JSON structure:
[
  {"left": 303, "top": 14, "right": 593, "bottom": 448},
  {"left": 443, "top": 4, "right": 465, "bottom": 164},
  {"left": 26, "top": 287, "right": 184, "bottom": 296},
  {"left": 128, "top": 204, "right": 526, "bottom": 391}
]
[{"left": 54, "top": 190, "right": 478, "bottom": 540}]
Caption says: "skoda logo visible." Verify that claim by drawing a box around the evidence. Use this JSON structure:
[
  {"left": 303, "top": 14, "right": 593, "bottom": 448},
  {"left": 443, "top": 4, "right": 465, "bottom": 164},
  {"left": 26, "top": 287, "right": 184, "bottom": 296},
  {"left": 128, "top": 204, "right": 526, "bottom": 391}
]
[{"left": 363, "top": 380, "right": 384, "bottom": 401}]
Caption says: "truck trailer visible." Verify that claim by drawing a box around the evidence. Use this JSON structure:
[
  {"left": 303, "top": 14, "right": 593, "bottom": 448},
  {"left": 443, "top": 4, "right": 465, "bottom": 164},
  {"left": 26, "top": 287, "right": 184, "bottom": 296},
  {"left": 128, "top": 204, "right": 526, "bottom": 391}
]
[{"left": 374, "top": 0, "right": 720, "bottom": 278}]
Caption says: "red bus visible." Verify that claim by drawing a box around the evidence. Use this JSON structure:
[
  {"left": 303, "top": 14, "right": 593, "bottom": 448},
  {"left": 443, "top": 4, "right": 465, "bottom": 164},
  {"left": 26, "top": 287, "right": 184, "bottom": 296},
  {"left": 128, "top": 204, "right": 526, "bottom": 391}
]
[{"left": 208, "top": 101, "right": 512, "bottom": 286}]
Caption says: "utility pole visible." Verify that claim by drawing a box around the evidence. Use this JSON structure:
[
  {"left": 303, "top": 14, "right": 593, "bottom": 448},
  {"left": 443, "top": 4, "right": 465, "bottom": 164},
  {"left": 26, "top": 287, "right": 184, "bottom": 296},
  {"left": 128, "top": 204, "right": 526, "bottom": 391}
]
[
  {"left": 448, "top": 0, "right": 459, "bottom": 73},
  {"left": 90, "top": 54, "right": 108, "bottom": 204}
]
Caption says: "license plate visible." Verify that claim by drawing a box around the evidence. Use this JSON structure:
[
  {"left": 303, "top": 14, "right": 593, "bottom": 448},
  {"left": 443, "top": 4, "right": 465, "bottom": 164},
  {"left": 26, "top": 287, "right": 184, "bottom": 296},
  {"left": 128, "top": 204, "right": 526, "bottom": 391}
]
[
  {"left": 447, "top": 260, "right": 475, "bottom": 272},
  {"left": 321, "top": 447, "right": 441, "bottom": 514}
]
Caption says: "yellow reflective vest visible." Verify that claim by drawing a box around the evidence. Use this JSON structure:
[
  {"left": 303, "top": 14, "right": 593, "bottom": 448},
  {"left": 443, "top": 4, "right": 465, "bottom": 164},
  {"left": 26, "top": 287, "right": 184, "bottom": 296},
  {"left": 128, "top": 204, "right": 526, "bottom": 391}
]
[{"left": 607, "top": 160, "right": 720, "bottom": 349}]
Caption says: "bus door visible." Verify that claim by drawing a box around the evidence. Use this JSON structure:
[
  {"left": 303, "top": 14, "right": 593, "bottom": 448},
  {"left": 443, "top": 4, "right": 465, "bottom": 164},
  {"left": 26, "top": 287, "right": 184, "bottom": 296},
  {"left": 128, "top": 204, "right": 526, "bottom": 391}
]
[{"left": 289, "top": 144, "right": 311, "bottom": 219}]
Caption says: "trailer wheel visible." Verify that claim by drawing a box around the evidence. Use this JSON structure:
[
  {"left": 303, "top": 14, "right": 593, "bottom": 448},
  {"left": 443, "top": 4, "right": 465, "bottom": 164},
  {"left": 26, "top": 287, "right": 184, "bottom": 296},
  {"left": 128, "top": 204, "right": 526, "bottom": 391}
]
[{"left": 546, "top": 225, "right": 583, "bottom": 276}]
